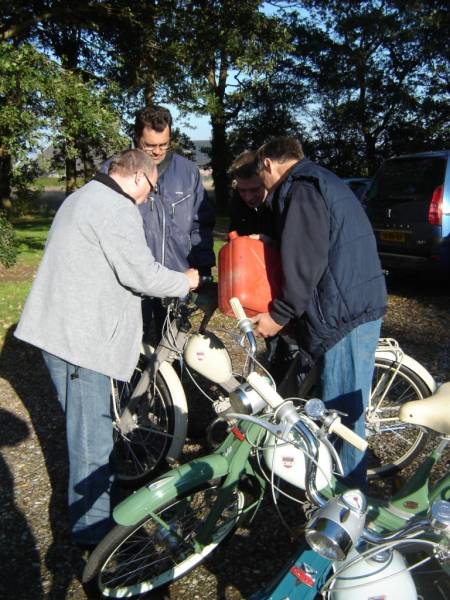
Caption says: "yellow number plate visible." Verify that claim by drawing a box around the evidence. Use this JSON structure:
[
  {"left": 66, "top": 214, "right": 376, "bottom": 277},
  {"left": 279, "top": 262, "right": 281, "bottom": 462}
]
[{"left": 379, "top": 230, "right": 407, "bottom": 243}]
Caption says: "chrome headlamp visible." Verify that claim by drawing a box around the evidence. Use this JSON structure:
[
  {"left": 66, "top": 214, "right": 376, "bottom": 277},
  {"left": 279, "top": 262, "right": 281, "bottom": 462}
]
[
  {"left": 229, "top": 382, "right": 268, "bottom": 415},
  {"left": 305, "top": 490, "right": 367, "bottom": 561}
]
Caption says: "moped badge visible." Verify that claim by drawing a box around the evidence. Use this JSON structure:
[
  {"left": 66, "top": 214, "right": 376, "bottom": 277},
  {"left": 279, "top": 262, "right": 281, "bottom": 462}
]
[{"left": 290, "top": 564, "right": 316, "bottom": 587}]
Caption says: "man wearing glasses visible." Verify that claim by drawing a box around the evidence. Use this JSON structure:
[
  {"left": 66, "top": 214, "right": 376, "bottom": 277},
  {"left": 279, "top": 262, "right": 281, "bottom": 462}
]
[
  {"left": 16, "top": 149, "right": 199, "bottom": 548},
  {"left": 108, "top": 105, "right": 215, "bottom": 341}
]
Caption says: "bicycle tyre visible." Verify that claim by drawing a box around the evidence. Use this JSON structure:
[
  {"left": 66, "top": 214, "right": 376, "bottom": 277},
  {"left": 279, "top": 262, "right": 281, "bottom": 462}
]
[
  {"left": 82, "top": 479, "right": 248, "bottom": 598},
  {"left": 112, "top": 353, "right": 186, "bottom": 487},
  {"left": 367, "top": 358, "right": 432, "bottom": 479}
]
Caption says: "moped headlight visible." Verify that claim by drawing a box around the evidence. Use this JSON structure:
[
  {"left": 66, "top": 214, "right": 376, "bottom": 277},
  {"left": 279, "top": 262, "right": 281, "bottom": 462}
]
[
  {"left": 229, "top": 383, "right": 267, "bottom": 415},
  {"left": 305, "top": 519, "right": 351, "bottom": 561},
  {"left": 305, "top": 490, "right": 367, "bottom": 561}
]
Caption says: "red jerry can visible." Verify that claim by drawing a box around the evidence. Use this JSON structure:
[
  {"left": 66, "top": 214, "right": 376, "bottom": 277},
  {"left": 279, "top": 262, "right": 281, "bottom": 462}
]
[{"left": 218, "top": 231, "right": 283, "bottom": 317}]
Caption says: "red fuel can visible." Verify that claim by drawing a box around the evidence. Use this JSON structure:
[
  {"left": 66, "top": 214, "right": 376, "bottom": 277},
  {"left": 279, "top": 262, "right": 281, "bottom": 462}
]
[{"left": 218, "top": 231, "right": 283, "bottom": 317}]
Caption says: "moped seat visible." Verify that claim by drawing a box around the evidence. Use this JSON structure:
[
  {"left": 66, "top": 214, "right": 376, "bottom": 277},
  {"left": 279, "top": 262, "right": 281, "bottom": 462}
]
[{"left": 399, "top": 382, "right": 450, "bottom": 435}]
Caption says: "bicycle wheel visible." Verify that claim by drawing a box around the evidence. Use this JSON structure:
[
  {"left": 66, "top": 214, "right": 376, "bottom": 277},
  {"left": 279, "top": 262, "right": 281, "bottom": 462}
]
[
  {"left": 112, "top": 354, "right": 177, "bottom": 486},
  {"left": 366, "top": 358, "right": 432, "bottom": 479},
  {"left": 82, "top": 480, "right": 248, "bottom": 598}
]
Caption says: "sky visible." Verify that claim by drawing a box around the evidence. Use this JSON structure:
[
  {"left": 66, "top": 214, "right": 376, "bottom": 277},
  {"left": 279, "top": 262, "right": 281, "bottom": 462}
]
[{"left": 168, "top": 104, "right": 212, "bottom": 141}]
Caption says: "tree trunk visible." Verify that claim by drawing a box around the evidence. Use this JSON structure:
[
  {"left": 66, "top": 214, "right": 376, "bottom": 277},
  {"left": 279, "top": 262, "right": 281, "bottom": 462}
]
[
  {"left": 364, "top": 133, "right": 377, "bottom": 176},
  {"left": 0, "top": 150, "right": 12, "bottom": 209},
  {"left": 65, "top": 156, "right": 77, "bottom": 194},
  {"left": 210, "top": 116, "right": 230, "bottom": 210}
]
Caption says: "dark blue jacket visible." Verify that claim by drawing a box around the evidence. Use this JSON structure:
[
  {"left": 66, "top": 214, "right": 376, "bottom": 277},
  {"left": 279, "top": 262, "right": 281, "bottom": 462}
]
[
  {"left": 102, "top": 153, "right": 215, "bottom": 275},
  {"left": 269, "top": 158, "right": 387, "bottom": 359},
  {"left": 228, "top": 191, "right": 273, "bottom": 237}
]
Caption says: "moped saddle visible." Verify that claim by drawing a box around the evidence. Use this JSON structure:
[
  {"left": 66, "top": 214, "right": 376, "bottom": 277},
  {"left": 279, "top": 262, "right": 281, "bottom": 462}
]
[{"left": 399, "top": 382, "right": 450, "bottom": 435}]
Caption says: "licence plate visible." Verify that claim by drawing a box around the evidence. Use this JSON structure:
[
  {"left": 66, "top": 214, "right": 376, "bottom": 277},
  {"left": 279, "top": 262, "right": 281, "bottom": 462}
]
[{"left": 379, "top": 230, "right": 407, "bottom": 243}]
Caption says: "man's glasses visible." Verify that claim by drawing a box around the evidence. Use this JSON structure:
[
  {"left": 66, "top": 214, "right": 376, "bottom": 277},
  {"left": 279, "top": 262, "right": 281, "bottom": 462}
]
[
  {"left": 140, "top": 142, "right": 170, "bottom": 153},
  {"left": 142, "top": 172, "right": 156, "bottom": 193}
]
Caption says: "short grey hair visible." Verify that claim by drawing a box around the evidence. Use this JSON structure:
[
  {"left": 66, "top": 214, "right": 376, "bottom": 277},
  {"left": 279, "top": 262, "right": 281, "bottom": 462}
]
[{"left": 108, "top": 149, "right": 155, "bottom": 178}]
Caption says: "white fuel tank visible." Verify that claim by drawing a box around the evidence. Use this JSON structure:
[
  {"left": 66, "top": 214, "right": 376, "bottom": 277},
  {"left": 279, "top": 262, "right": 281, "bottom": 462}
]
[
  {"left": 263, "top": 420, "right": 333, "bottom": 491},
  {"left": 184, "top": 332, "right": 233, "bottom": 385},
  {"left": 328, "top": 547, "right": 417, "bottom": 600}
]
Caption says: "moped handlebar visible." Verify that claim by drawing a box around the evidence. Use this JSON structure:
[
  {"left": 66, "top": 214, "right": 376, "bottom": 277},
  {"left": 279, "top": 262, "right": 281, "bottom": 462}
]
[
  {"left": 247, "top": 372, "right": 367, "bottom": 452},
  {"left": 229, "top": 297, "right": 257, "bottom": 360}
]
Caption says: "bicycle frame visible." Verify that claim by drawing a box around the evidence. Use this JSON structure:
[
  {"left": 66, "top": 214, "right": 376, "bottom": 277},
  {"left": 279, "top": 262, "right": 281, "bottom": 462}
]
[
  {"left": 110, "top": 389, "right": 450, "bottom": 598},
  {"left": 113, "top": 410, "right": 450, "bottom": 534}
]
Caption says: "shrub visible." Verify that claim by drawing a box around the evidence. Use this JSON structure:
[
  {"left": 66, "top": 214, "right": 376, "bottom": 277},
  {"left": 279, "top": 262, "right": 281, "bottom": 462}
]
[{"left": 0, "top": 212, "right": 18, "bottom": 268}]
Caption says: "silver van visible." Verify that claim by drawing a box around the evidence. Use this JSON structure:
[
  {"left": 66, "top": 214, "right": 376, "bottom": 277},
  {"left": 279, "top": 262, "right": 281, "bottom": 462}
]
[{"left": 364, "top": 150, "right": 450, "bottom": 277}]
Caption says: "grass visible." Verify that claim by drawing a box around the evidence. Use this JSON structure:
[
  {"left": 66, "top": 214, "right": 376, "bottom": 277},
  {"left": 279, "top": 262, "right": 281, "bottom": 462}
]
[
  {"left": 13, "top": 216, "right": 52, "bottom": 266},
  {"left": 33, "top": 175, "right": 65, "bottom": 190},
  {"left": 0, "top": 217, "right": 52, "bottom": 345},
  {"left": 0, "top": 281, "right": 33, "bottom": 339}
]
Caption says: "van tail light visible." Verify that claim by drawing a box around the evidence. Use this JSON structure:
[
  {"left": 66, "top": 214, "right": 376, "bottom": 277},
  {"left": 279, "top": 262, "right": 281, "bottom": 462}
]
[{"left": 428, "top": 185, "right": 443, "bottom": 225}]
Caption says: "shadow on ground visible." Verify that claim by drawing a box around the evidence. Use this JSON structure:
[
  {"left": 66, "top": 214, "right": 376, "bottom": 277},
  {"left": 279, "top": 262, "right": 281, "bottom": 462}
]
[{"left": 0, "top": 326, "right": 86, "bottom": 599}]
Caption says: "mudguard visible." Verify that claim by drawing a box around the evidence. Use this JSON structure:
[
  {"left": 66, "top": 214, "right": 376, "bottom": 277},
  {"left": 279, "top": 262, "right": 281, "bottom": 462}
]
[
  {"left": 375, "top": 345, "right": 436, "bottom": 394},
  {"left": 114, "top": 454, "right": 229, "bottom": 526},
  {"left": 140, "top": 342, "right": 188, "bottom": 462}
]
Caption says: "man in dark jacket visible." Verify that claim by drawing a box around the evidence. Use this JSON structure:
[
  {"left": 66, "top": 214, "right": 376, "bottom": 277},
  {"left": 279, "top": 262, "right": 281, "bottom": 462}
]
[
  {"left": 228, "top": 150, "right": 297, "bottom": 380},
  {"left": 253, "top": 137, "right": 387, "bottom": 489},
  {"left": 103, "top": 105, "right": 215, "bottom": 339},
  {"left": 228, "top": 150, "right": 272, "bottom": 237}
]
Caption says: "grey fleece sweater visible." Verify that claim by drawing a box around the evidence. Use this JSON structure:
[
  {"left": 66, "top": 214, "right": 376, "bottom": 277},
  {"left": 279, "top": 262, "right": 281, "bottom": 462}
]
[{"left": 15, "top": 178, "right": 190, "bottom": 381}]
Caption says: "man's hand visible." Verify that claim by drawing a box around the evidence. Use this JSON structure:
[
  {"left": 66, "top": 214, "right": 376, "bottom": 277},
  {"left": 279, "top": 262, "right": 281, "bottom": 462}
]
[
  {"left": 251, "top": 312, "right": 284, "bottom": 338},
  {"left": 185, "top": 268, "right": 200, "bottom": 290}
]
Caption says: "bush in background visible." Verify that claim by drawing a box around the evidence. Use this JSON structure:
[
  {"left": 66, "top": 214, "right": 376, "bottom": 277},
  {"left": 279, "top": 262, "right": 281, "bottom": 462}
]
[{"left": 0, "top": 212, "right": 18, "bottom": 267}]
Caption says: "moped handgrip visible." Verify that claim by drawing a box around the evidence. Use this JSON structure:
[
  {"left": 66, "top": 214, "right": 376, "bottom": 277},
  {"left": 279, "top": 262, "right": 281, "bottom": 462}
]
[
  {"left": 328, "top": 416, "right": 368, "bottom": 452},
  {"left": 229, "top": 297, "right": 253, "bottom": 332},
  {"left": 246, "top": 371, "right": 284, "bottom": 410}
]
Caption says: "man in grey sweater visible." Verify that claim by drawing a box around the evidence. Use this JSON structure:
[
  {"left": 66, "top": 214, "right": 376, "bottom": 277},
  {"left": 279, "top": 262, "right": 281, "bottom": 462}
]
[{"left": 15, "top": 149, "right": 199, "bottom": 547}]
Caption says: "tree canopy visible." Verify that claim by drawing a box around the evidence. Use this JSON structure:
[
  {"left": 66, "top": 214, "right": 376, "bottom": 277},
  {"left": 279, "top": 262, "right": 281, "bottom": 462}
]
[{"left": 0, "top": 0, "right": 448, "bottom": 211}]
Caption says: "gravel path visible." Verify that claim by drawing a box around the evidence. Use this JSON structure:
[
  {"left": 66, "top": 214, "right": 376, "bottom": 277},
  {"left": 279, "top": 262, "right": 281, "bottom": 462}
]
[{"left": 0, "top": 275, "right": 449, "bottom": 599}]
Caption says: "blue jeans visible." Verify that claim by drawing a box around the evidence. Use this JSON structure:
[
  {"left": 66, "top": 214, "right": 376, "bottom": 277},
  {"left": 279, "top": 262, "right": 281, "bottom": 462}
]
[
  {"left": 42, "top": 351, "right": 114, "bottom": 545},
  {"left": 319, "top": 319, "right": 381, "bottom": 491}
]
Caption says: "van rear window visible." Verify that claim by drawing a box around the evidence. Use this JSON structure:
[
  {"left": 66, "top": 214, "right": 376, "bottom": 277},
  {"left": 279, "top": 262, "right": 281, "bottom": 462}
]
[{"left": 367, "top": 157, "right": 446, "bottom": 204}]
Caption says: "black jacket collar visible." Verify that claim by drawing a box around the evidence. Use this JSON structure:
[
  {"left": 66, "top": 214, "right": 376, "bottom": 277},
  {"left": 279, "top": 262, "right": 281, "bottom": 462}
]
[{"left": 93, "top": 172, "right": 135, "bottom": 203}]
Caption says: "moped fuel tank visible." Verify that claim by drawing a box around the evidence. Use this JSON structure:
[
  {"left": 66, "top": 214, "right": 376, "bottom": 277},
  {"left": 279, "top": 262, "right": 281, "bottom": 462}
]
[
  {"left": 184, "top": 332, "right": 233, "bottom": 385},
  {"left": 329, "top": 546, "right": 417, "bottom": 599},
  {"left": 263, "top": 425, "right": 333, "bottom": 491}
]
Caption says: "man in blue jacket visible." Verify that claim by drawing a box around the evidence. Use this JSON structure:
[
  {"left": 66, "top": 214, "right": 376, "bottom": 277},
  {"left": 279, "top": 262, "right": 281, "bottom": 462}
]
[
  {"left": 252, "top": 137, "right": 387, "bottom": 489},
  {"left": 103, "top": 105, "right": 215, "bottom": 339}
]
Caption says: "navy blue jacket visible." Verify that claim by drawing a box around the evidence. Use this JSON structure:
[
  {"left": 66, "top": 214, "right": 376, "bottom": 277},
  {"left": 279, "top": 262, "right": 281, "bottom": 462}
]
[
  {"left": 228, "top": 191, "right": 273, "bottom": 237},
  {"left": 269, "top": 158, "right": 387, "bottom": 359},
  {"left": 102, "top": 152, "right": 215, "bottom": 275}
]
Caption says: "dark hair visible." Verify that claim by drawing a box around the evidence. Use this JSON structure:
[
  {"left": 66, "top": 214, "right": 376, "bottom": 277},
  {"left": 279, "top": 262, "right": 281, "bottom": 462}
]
[
  {"left": 133, "top": 105, "right": 173, "bottom": 142},
  {"left": 255, "top": 137, "right": 304, "bottom": 172},
  {"left": 228, "top": 150, "right": 258, "bottom": 180},
  {"left": 108, "top": 149, "right": 155, "bottom": 177}
]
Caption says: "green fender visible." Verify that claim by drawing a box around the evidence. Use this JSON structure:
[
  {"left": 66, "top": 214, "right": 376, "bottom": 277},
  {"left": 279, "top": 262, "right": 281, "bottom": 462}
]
[{"left": 114, "top": 454, "right": 230, "bottom": 526}]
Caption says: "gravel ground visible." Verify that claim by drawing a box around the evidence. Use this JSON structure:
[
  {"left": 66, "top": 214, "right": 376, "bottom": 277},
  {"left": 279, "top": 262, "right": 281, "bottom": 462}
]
[{"left": 0, "top": 273, "right": 449, "bottom": 599}]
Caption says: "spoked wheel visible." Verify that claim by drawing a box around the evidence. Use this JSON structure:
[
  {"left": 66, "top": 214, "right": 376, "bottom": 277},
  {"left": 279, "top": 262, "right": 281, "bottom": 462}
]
[
  {"left": 112, "top": 354, "right": 176, "bottom": 487},
  {"left": 82, "top": 481, "right": 248, "bottom": 598},
  {"left": 366, "top": 358, "right": 432, "bottom": 479}
]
